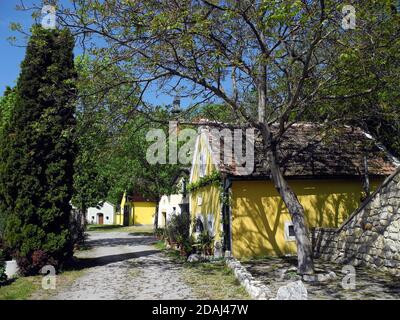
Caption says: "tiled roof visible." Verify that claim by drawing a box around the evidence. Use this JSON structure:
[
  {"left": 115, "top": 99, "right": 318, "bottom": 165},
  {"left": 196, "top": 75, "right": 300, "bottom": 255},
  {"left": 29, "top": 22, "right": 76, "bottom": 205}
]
[{"left": 201, "top": 123, "right": 399, "bottom": 178}]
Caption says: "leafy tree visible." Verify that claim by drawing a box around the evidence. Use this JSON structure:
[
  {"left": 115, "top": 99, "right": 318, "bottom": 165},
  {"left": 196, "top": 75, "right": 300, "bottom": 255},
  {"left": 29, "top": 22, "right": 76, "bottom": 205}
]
[
  {"left": 0, "top": 26, "right": 77, "bottom": 275},
  {"left": 100, "top": 111, "right": 182, "bottom": 228},
  {"left": 71, "top": 56, "right": 115, "bottom": 212},
  {"left": 302, "top": 2, "right": 400, "bottom": 157},
  {"left": 0, "top": 87, "right": 17, "bottom": 238},
  {"left": 71, "top": 55, "right": 183, "bottom": 229},
  {"left": 188, "top": 103, "right": 237, "bottom": 123},
  {"left": 34, "top": 0, "right": 400, "bottom": 274},
  {"left": 0, "top": 249, "right": 7, "bottom": 283},
  {"left": 0, "top": 87, "right": 16, "bottom": 136}
]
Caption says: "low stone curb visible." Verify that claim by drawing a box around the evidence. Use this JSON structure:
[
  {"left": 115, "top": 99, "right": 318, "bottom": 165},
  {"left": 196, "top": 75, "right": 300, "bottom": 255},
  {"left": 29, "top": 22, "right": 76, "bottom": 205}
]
[{"left": 225, "top": 257, "right": 272, "bottom": 300}]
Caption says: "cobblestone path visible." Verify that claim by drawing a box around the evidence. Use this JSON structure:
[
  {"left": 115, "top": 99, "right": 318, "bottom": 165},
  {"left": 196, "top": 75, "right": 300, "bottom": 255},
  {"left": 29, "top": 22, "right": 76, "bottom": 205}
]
[{"left": 52, "top": 232, "right": 196, "bottom": 300}]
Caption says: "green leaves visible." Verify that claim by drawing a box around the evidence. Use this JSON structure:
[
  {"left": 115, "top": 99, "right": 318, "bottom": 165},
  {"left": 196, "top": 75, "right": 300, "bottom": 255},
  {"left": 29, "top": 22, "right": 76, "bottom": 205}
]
[
  {"left": 187, "top": 170, "right": 221, "bottom": 193},
  {"left": 0, "top": 249, "right": 7, "bottom": 282},
  {"left": 0, "top": 26, "right": 77, "bottom": 275},
  {"left": 72, "top": 55, "right": 182, "bottom": 208},
  {"left": 0, "top": 87, "right": 16, "bottom": 138}
]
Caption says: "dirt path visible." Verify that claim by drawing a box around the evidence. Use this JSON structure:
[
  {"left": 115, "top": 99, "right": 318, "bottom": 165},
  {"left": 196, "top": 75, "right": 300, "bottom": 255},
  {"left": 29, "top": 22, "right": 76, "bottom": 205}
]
[{"left": 51, "top": 232, "right": 196, "bottom": 300}]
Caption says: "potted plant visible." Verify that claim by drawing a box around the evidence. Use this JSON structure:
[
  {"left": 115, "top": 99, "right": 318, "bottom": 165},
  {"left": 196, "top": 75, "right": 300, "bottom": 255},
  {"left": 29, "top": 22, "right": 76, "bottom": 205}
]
[{"left": 198, "top": 232, "right": 214, "bottom": 256}]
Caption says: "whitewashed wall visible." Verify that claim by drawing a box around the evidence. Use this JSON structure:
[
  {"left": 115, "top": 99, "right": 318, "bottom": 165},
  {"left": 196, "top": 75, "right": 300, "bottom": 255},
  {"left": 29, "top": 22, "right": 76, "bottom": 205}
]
[
  {"left": 86, "top": 201, "right": 115, "bottom": 225},
  {"left": 157, "top": 194, "right": 184, "bottom": 227}
]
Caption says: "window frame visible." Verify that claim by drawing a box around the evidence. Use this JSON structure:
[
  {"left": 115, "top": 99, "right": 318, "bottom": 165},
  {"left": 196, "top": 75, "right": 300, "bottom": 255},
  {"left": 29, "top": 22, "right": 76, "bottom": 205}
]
[{"left": 284, "top": 221, "right": 296, "bottom": 242}]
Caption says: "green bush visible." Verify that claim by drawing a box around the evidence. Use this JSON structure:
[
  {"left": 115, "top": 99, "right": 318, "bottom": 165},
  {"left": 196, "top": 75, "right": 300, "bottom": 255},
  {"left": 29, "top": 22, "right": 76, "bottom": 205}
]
[
  {"left": 0, "top": 249, "right": 7, "bottom": 283},
  {"left": 181, "top": 235, "right": 195, "bottom": 256},
  {"left": 165, "top": 213, "right": 190, "bottom": 247},
  {"left": 154, "top": 228, "right": 165, "bottom": 239},
  {"left": 196, "top": 232, "right": 214, "bottom": 256},
  {"left": 0, "top": 26, "right": 77, "bottom": 275}
]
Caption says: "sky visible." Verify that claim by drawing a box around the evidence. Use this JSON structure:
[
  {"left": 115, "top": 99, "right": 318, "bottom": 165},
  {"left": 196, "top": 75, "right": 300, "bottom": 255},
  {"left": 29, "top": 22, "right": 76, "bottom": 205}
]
[
  {"left": 0, "top": 0, "right": 180, "bottom": 107},
  {"left": 0, "top": 0, "right": 33, "bottom": 93}
]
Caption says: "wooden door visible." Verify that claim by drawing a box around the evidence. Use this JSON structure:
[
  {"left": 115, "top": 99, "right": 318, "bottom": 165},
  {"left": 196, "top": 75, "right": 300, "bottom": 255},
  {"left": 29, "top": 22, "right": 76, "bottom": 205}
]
[{"left": 98, "top": 213, "right": 104, "bottom": 225}]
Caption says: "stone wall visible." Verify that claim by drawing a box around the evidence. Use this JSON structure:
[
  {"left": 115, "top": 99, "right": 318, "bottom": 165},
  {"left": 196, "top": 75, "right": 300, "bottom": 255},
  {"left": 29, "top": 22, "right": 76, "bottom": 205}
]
[
  {"left": 225, "top": 257, "right": 272, "bottom": 300},
  {"left": 312, "top": 168, "right": 400, "bottom": 274}
]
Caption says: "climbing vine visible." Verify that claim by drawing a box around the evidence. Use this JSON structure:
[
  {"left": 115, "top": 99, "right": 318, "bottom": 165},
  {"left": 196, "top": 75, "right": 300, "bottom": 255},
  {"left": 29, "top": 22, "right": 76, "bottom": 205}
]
[{"left": 187, "top": 170, "right": 221, "bottom": 193}]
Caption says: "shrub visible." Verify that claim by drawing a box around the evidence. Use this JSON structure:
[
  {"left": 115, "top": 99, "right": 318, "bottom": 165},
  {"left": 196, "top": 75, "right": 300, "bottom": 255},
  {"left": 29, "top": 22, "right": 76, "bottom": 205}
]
[
  {"left": 180, "top": 236, "right": 195, "bottom": 257},
  {"left": 16, "top": 250, "right": 58, "bottom": 276},
  {"left": 0, "top": 27, "right": 77, "bottom": 275},
  {"left": 0, "top": 249, "right": 7, "bottom": 283},
  {"left": 154, "top": 228, "right": 165, "bottom": 239},
  {"left": 196, "top": 232, "right": 214, "bottom": 256},
  {"left": 165, "top": 213, "right": 190, "bottom": 247}
]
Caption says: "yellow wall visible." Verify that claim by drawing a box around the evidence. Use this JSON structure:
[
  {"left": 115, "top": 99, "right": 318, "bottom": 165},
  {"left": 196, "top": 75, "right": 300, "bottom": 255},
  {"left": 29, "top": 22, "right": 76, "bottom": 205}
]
[
  {"left": 231, "top": 178, "right": 383, "bottom": 258},
  {"left": 189, "top": 132, "right": 222, "bottom": 242},
  {"left": 115, "top": 192, "right": 126, "bottom": 225},
  {"left": 189, "top": 130, "right": 387, "bottom": 258},
  {"left": 115, "top": 212, "right": 123, "bottom": 225},
  {"left": 190, "top": 184, "right": 222, "bottom": 242},
  {"left": 133, "top": 201, "right": 156, "bottom": 225},
  {"left": 115, "top": 192, "right": 156, "bottom": 226}
]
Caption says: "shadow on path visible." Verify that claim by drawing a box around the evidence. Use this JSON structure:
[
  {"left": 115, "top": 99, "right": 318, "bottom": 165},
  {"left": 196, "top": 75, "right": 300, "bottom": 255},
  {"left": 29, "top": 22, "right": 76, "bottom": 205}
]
[
  {"left": 73, "top": 249, "right": 160, "bottom": 270},
  {"left": 86, "top": 236, "right": 157, "bottom": 248}
]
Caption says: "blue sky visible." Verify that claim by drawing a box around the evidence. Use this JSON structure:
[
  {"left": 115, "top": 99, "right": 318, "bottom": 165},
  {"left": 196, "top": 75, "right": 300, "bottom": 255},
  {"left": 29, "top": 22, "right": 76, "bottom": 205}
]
[
  {"left": 0, "top": 0, "right": 181, "bottom": 107},
  {"left": 0, "top": 0, "right": 33, "bottom": 93}
]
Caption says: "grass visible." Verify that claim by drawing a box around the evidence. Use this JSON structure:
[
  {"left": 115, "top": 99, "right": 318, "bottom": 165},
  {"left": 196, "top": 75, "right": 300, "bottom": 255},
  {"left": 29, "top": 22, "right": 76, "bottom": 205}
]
[
  {"left": 156, "top": 244, "right": 250, "bottom": 300},
  {"left": 86, "top": 224, "right": 122, "bottom": 231},
  {"left": 182, "top": 261, "right": 250, "bottom": 300},
  {"left": 154, "top": 240, "right": 167, "bottom": 250},
  {"left": 0, "top": 277, "right": 38, "bottom": 300},
  {"left": 0, "top": 269, "right": 85, "bottom": 300},
  {"left": 87, "top": 224, "right": 154, "bottom": 235}
]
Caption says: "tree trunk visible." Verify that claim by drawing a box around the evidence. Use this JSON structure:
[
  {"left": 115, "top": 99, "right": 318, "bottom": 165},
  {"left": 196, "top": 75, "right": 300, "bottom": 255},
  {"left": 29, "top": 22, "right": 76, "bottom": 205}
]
[
  {"left": 363, "top": 153, "right": 370, "bottom": 197},
  {"left": 153, "top": 197, "right": 160, "bottom": 231},
  {"left": 259, "top": 122, "right": 315, "bottom": 275}
]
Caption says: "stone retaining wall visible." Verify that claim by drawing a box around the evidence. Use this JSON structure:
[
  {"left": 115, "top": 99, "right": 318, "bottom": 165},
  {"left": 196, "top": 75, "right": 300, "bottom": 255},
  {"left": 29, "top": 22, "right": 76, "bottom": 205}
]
[
  {"left": 312, "top": 168, "right": 400, "bottom": 274},
  {"left": 225, "top": 257, "right": 272, "bottom": 300}
]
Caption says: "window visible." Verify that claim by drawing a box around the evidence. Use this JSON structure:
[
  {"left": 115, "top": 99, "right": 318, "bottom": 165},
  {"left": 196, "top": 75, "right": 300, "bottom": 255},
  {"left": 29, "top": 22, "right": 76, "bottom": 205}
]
[
  {"left": 106, "top": 216, "right": 109, "bottom": 220},
  {"left": 195, "top": 217, "right": 204, "bottom": 233},
  {"left": 288, "top": 225, "right": 295, "bottom": 237},
  {"left": 284, "top": 221, "right": 296, "bottom": 241}
]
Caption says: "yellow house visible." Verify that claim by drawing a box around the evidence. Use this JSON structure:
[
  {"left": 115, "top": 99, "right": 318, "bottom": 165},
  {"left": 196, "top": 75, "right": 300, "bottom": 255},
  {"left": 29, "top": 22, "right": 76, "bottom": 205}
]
[
  {"left": 189, "top": 123, "right": 399, "bottom": 258},
  {"left": 114, "top": 192, "right": 157, "bottom": 226}
]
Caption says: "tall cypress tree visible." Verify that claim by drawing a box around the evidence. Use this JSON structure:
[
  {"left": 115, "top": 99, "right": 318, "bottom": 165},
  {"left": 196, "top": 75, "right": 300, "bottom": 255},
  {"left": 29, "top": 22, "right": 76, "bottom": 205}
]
[
  {"left": 0, "top": 25, "right": 77, "bottom": 275},
  {"left": 0, "top": 87, "right": 16, "bottom": 238}
]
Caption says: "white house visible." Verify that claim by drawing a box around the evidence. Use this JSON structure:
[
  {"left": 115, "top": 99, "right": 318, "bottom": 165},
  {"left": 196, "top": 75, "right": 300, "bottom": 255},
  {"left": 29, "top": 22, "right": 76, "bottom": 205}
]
[
  {"left": 86, "top": 201, "right": 115, "bottom": 225},
  {"left": 157, "top": 176, "right": 189, "bottom": 228},
  {"left": 158, "top": 194, "right": 184, "bottom": 227}
]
